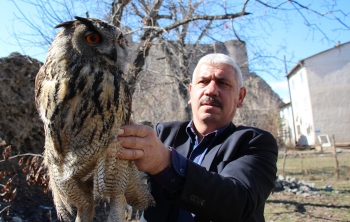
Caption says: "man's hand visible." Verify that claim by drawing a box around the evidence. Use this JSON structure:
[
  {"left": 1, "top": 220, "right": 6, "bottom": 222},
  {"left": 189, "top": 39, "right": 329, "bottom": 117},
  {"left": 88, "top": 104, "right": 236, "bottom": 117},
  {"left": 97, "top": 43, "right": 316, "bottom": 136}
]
[{"left": 116, "top": 121, "right": 171, "bottom": 175}]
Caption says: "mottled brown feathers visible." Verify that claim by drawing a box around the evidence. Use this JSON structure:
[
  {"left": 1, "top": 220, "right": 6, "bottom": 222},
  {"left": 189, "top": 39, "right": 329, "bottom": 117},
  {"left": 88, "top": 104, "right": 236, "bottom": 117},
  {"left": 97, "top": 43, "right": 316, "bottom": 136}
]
[{"left": 35, "top": 17, "right": 154, "bottom": 222}]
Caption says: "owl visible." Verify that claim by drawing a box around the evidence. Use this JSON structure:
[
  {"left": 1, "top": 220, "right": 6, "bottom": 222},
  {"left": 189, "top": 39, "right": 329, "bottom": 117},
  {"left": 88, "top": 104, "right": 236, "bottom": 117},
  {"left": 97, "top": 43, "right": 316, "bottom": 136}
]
[{"left": 35, "top": 16, "right": 154, "bottom": 222}]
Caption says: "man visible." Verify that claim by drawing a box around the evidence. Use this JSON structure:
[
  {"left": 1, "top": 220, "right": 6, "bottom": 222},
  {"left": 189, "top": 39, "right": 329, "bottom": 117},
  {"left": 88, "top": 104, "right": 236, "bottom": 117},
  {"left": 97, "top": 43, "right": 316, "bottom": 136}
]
[{"left": 117, "top": 53, "right": 278, "bottom": 221}]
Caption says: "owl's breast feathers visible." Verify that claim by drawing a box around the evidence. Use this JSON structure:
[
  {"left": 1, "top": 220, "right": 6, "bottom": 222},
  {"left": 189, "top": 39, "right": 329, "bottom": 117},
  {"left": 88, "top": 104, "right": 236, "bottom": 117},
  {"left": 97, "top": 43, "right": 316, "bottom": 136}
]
[
  {"left": 34, "top": 18, "right": 154, "bottom": 221},
  {"left": 35, "top": 60, "right": 131, "bottom": 164}
]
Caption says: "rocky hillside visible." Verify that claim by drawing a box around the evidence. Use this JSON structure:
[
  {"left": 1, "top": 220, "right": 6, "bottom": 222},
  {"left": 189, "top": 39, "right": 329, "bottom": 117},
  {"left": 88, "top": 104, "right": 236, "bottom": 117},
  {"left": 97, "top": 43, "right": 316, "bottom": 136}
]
[{"left": 0, "top": 53, "right": 44, "bottom": 153}]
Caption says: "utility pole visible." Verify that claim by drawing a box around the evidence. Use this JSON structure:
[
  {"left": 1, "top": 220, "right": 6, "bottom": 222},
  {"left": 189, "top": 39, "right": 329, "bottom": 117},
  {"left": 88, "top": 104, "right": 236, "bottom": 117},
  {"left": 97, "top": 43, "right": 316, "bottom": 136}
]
[{"left": 284, "top": 55, "right": 297, "bottom": 147}]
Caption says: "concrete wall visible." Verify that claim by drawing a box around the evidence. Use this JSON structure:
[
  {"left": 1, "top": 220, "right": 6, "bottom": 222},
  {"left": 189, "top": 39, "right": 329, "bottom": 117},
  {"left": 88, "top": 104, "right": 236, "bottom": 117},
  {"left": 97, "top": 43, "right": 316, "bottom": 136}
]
[
  {"left": 305, "top": 42, "right": 350, "bottom": 144},
  {"left": 289, "top": 67, "right": 315, "bottom": 145}
]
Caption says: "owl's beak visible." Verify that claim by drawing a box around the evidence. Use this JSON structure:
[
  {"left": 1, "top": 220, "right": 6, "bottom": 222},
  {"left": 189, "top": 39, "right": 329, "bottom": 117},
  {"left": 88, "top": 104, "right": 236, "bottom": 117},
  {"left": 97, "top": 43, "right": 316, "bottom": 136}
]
[
  {"left": 98, "top": 46, "right": 118, "bottom": 64},
  {"left": 109, "top": 47, "right": 118, "bottom": 62}
]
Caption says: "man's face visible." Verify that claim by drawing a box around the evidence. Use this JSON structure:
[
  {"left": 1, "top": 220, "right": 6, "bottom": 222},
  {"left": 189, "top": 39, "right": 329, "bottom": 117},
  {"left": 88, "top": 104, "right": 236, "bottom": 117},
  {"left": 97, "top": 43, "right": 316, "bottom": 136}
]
[{"left": 189, "top": 63, "right": 246, "bottom": 132}]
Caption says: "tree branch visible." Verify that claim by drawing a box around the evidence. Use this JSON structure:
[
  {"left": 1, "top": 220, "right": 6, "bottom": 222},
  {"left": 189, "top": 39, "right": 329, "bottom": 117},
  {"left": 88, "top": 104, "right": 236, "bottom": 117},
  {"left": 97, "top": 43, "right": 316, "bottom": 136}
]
[
  {"left": 110, "top": 0, "right": 131, "bottom": 27},
  {"left": 255, "top": 0, "right": 289, "bottom": 10},
  {"left": 131, "top": 2, "right": 144, "bottom": 19},
  {"left": 164, "top": 12, "right": 251, "bottom": 32}
]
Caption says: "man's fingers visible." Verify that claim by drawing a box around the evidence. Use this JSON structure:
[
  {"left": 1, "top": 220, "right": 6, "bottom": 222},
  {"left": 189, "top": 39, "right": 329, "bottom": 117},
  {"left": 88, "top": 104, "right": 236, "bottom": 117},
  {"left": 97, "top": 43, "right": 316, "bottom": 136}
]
[
  {"left": 118, "top": 119, "right": 136, "bottom": 136},
  {"left": 117, "top": 148, "right": 144, "bottom": 160},
  {"left": 118, "top": 128, "right": 124, "bottom": 136},
  {"left": 117, "top": 135, "right": 138, "bottom": 149},
  {"left": 119, "top": 124, "right": 150, "bottom": 138}
]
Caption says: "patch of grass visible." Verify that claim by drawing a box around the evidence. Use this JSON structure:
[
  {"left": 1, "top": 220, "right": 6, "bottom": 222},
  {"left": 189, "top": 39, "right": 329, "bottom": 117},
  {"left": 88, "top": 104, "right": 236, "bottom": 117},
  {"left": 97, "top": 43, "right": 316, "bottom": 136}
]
[
  {"left": 277, "top": 151, "right": 350, "bottom": 182},
  {"left": 265, "top": 151, "right": 350, "bottom": 222}
]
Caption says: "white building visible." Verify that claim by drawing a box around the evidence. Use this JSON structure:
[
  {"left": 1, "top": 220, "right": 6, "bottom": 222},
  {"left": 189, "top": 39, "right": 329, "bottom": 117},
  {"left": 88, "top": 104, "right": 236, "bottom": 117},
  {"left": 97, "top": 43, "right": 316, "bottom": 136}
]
[
  {"left": 279, "top": 102, "right": 295, "bottom": 147},
  {"left": 280, "top": 41, "right": 350, "bottom": 147}
]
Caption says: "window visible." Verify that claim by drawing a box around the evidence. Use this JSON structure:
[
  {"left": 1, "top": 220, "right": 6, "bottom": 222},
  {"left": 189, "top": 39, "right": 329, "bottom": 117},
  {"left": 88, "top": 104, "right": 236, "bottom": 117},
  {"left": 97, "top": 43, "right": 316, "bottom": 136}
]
[
  {"left": 294, "top": 100, "right": 298, "bottom": 111},
  {"left": 303, "top": 97, "right": 307, "bottom": 109},
  {"left": 300, "top": 72, "right": 304, "bottom": 84}
]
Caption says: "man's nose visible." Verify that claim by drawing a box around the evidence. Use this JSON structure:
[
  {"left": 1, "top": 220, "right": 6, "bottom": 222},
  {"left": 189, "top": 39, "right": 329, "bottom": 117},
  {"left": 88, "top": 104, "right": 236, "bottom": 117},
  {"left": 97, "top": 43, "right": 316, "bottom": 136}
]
[{"left": 204, "top": 81, "right": 219, "bottom": 96}]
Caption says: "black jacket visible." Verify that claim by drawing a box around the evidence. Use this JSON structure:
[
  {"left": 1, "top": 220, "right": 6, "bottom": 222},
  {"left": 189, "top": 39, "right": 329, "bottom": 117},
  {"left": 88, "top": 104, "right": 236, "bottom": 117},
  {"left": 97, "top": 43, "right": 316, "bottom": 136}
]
[{"left": 141, "top": 121, "right": 278, "bottom": 222}]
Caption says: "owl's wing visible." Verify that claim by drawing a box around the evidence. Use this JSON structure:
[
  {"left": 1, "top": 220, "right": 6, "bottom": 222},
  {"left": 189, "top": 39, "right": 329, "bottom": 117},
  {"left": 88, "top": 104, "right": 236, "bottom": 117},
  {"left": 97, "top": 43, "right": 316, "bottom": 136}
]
[
  {"left": 118, "top": 77, "right": 132, "bottom": 125},
  {"left": 34, "top": 65, "right": 46, "bottom": 112}
]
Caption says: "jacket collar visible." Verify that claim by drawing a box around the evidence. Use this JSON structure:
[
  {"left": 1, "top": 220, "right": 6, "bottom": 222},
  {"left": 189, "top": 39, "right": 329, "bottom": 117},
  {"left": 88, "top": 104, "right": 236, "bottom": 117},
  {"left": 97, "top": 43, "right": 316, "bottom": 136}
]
[
  {"left": 201, "top": 122, "right": 236, "bottom": 170},
  {"left": 173, "top": 121, "right": 237, "bottom": 169}
]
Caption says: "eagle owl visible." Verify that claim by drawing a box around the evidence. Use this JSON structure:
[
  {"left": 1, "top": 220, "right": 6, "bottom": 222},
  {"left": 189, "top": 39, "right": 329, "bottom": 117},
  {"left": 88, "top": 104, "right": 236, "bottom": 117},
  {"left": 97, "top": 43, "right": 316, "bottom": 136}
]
[{"left": 35, "top": 16, "right": 154, "bottom": 222}]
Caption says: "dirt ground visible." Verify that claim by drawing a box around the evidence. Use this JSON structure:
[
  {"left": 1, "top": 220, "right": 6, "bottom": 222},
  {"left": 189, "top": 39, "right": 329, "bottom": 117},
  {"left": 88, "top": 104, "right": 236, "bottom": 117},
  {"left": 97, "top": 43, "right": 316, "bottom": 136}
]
[
  {"left": 266, "top": 150, "right": 350, "bottom": 222},
  {"left": 266, "top": 187, "right": 350, "bottom": 222}
]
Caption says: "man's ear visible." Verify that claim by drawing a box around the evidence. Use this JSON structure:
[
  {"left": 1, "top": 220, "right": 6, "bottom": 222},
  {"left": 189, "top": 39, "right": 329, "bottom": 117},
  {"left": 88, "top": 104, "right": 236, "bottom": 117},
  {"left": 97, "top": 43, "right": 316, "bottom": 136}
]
[
  {"left": 188, "top": 83, "right": 192, "bottom": 105},
  {"left": 237, "top": 87, "right": 246, "bottom": 108}
]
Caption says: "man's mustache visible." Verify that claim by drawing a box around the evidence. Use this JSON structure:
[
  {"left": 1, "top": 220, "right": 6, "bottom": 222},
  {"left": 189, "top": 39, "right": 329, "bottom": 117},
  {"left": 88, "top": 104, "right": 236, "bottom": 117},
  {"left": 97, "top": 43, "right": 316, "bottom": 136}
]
[{"left": 199, "top": 96, "right": 223, "bottom": 109}]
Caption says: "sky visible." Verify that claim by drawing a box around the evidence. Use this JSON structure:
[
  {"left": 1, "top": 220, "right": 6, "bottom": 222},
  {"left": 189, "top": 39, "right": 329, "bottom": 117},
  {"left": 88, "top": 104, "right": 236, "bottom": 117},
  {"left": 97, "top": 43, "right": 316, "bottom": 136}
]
[{"left": 1, "top": 0, "right": 349, "bottom": 103}]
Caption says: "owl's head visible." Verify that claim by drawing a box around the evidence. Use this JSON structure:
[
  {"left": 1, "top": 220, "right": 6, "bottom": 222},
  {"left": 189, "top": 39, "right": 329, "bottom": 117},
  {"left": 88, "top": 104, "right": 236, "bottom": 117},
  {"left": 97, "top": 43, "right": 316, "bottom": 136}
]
[{"left": 52, "top": 16, "right": 128, "bottom": 69}]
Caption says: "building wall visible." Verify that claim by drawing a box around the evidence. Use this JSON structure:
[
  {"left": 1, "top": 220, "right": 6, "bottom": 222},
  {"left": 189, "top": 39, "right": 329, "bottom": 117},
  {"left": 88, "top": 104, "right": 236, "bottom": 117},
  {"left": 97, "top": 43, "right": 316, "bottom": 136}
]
[
  {"left": 289, "top": 67, "right": 315, "bottom": 146},
  {"left": 305, "top": 43, "right": 350, "bottom": 144},
  {"left": 279, "top": 104, "right": 296, "bottom": 147}
]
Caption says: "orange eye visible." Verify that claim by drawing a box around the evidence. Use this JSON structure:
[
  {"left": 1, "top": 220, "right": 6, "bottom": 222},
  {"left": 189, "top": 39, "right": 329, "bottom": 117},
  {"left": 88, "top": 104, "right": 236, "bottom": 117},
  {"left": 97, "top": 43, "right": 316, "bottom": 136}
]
[
  {"left": 85, "top": 33, "right": 101, "bottom": 44},
  {"left": 117, "top": 33, "right": 124, "bottom": 46},
  {"left": 118, "top": 38, "right": 122, "bottom": 45}
]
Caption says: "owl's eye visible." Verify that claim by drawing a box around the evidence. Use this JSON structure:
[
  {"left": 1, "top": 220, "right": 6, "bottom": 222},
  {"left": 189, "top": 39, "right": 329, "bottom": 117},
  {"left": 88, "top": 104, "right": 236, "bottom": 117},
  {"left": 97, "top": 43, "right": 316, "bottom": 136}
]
[
  {"left": 117, "top": 38, "right": 122, "bottom": 45},
  {"left": 85, "top": 33, "right": 101, "bottom": 44},
  {"left": 117, "top": 34, "right": 124, "bottom": 46}
]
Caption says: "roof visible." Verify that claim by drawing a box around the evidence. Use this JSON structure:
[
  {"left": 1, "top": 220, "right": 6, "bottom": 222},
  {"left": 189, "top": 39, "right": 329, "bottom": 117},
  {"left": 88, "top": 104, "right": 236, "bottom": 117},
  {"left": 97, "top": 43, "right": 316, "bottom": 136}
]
[
  {"left": 279, "top": 101, "right": 291, "bottom": 109},
  {"left": 286, "top": 41, "right": 350, "bottom": 78}
]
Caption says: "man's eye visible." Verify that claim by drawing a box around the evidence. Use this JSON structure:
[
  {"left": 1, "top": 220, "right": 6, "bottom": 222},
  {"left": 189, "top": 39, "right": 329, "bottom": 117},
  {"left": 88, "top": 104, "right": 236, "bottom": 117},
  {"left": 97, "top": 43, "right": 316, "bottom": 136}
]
[{"left": 219, "top": 81, "right": 228, "bottom": 85}]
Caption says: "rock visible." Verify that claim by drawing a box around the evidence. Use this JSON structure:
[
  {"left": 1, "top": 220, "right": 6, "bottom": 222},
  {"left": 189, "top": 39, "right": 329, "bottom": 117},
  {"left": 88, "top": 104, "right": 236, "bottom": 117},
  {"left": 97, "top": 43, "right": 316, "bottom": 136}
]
[
  {"left": 296, "top": 191, "right": 303, "bottom": 195},
  {"left": 274, "top": 174, "right": 323, "bottom": 197},
  {"left": 299, "top": 185, "right": 311, "bottom": 192},
  {"left": 275, "top": 181, "right": 283, "bottom": 190},
  {"left": 311, "top": 191, "right": 320, "bottom": 196},
  {"left": 291, "top": 188, "right": 299, "bottom": 193},
  {"left": 290, "top": 182, "right": 298, "bottom": 189},
  {"left": 302, "top": 193, "right": 311, "bottom": 197},
  {"left": 324, "top": 185, "right": 333, "bottom": 191}
]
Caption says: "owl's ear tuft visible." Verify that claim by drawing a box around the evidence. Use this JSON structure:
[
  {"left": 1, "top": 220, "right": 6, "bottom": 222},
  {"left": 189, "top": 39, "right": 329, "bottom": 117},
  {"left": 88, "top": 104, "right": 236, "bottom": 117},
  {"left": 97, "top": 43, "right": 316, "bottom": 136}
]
[
  {"left": 54, "top": 20, "right": 76, "bottom": 29},
  {"left": 74, "top": 16, "right": 96, "bottom": 31}
]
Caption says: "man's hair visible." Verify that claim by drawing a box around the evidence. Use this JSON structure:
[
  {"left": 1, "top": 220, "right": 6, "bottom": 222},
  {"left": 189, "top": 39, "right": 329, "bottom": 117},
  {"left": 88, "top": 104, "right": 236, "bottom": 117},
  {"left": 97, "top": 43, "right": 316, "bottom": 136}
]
[{"left": 192, "top": 53, "right": 244, "bottom": 90}]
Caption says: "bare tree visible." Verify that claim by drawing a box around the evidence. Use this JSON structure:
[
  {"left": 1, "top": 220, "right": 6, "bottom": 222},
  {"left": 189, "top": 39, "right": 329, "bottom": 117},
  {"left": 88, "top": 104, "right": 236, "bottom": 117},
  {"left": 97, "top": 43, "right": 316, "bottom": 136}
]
[
  {"left": 9, "top": 0, "right": 349, "bottom": 71},
  {"left": 8, "top": 0, "right": 350, "bottom": 122},
  {"left": 109, "top": 0, "right": 249, "bottom": 95}
]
